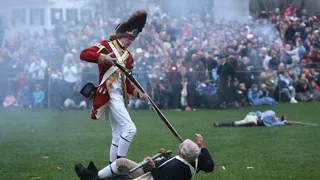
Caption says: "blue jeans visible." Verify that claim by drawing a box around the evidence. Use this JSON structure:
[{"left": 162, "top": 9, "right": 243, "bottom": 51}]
[
  {"left": 252, "top": 97, "right": 277, "bottom": 106},
  {"left": 33, "top": 101, "right": 45, "bottom": 108}
]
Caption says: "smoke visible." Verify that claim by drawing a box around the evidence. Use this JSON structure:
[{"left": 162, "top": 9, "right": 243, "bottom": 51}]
[
  {"left": 213, "top": 0, "right": 250, "bottom": 24},
  {"left": 158, "top": 0, "right": 209, "bottom": 17},
  {"left": 143, "top": 0, "right": 251, "bottom": 24}
]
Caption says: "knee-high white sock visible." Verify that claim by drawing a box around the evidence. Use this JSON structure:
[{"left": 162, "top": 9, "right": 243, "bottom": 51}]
[
  {"left": 117, "top": 136, "right": 131, "bottom": 157},
  {"left": 110, "top": 143, "right": 118, "bottom": 163},
  {"left": 98, "top": 161, "right": 120, "bottom": 179}
]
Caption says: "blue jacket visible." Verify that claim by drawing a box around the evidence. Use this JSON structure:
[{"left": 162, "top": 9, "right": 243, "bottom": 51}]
[
  {"left": 20, "top": 86, "right": 33, "bottom": 106},
  {"left": 248, "top": 88, "right": 259, "bottom": 101},
  {"left": 198, "top": 83, "right": 216, "bottom": 96},
  {"left": 33, "top": 91, "right": 45, "bottom": 104},
  {"left": 250, "top": 111, "right": 285, "bottom": 127}
]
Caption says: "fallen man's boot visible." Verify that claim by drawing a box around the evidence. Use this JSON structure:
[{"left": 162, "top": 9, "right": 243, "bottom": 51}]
[
  {"left": 75, "top": 163, "right": 101, "bottom": 180},
  {"left": 87, "top": 161, "right": 98, "bottom": 172},
  {"left": 280, "top": 115, "right": 287, "bottom": 121},
  {"left": 213, "top": 122, "right": 235, "bottom": 127},
  {"left": 237, "top": 122, "right": 257, "bottom": 127}
]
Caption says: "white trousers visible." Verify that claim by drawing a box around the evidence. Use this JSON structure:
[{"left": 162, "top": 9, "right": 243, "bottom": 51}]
[
  {"left": 106, "top": 93, "right": 137, "bottom": 144},
  {"left": 116, "top": 158, "right": 145, "bottom": 178},
  {"left": 234, "top": 114, "right": 258, "bottom": 126}
]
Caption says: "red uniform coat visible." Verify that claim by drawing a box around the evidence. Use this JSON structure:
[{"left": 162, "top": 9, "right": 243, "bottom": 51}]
[{"left": 80, "top": 40, "right": 139, "bottom": 119}]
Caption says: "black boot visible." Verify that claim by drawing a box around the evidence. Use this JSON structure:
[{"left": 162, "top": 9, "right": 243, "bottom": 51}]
[
  {"left": 87, "top": 161, "right": 98, "bottom": 173},
  {"left": 237, "top": 122, "right": 257, "bottom": 127},
  {"left": 75, "top": 163, "right": 101, "bottom": 180},
  {"left": 213, "top": 122, "right": 235, "bottom": 127}
]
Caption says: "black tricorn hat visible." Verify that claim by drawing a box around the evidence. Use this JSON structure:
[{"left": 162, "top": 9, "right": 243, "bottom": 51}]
[{"left": 114, "top": 10, "right": 147, "bottom": 39}]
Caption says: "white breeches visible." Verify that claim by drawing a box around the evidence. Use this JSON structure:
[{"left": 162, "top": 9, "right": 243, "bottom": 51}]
[
  {"left": 115, "top": 158, "right": 145, "bottom": 178},
  {"left": 234, "top": 114, "right": 258, "bottom": 126},
  {"left": 107, "top": 93, "right": 137, "bottom": 145}
]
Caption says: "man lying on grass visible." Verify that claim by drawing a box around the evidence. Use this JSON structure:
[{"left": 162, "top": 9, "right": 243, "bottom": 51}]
[
  {"left": 75, "top": 134, "right": 214, "bottom": 180},
  {"left": 213, "top": 110, "right": 291, "bottom": 127}
]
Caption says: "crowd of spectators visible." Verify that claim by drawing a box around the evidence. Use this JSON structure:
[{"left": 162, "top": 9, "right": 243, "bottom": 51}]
[{"left": 1, "top": 5, "right": 320, "bottom": 111}]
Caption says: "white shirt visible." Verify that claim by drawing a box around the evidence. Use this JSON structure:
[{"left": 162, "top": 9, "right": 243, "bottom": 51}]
[
  {"left": 28, "top": 59, "right": 48, "bottom": 80},
  {"left": 286, "top": 48, "right": 300, "bottom": 62},
  {"left": 262, "top": 55, "right": 271, "bottom": 71},
  {"left": 63, "top": 65, "right": 78, "bottom": 83},
  {"left": 109, "top": 73, "right": 123, "bottom": 95}
]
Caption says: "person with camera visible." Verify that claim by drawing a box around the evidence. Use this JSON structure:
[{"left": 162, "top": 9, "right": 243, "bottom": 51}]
[{"left": 62, "top": 53, "right": 78, "bottom": 100}]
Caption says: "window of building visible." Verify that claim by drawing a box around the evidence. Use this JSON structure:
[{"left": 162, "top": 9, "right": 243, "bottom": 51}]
[
  {"left": 81, "top": 9, "right": 92, "bottom": 23},
  {"left": 30, "top": 8, "right": 44, "bottom": 25},
  {"left": 66, "top": 9, "right": 78, "bottom": 21},
  {"left": 51, "top": 8, "right": 63, "bottom": 25},
  {"left": 11, "top": 9, "right": 26, "bottom": 26}
]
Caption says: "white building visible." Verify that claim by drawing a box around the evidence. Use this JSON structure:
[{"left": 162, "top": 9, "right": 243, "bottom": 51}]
[{"left": 0, "top": 0, "right": 95, "bottom": 38}]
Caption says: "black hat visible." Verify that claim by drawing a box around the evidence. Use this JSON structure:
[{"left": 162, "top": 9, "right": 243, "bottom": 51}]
[{"left": 114, "top": 10, "right": 147, "bottom": 39}]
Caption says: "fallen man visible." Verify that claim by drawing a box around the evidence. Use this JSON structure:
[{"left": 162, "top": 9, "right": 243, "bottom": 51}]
[
  {"left": 213, "top": 110, "right": 290, "bottom": 127},
  {"left": 75, "top": 134, "right": 214, "bottom": 180}
]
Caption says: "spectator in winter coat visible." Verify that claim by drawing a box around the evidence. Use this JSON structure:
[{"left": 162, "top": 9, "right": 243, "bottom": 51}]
[
  {"left": 197, "top": 76, "right": 217, "bottom": 108},
  {"left": 279, "top": 71, "right": 298, "bottom": 103},
  {"left": 248, "top": 84, "right": 277, "bottom": 106},
  {"left": 32, "top": 84, "right": 45, "bottom": 108},
  {"left": 19, "top": 85, "right": 33, "bottom": 108},
  {"left": 3, "top": 93, "right": 18, "bottom": 108}
]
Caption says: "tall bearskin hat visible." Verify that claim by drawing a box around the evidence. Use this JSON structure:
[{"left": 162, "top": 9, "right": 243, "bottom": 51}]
[{"left": 111, "top": 10, "right": 147, "bottom": 40}]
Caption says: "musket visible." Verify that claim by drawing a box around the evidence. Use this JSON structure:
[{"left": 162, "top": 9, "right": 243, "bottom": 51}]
[
  {"left": 285, "top": 120, "right": 318, "bottom": 126},
  {"left": 129, "top": 150, "right": 172, "bottom": 173},
  {"left": 114, "top": 61, "right": 184, "bottom": 143}
]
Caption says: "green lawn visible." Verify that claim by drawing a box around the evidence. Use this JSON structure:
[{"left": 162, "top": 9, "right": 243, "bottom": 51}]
[{"left": 0, "top": 103, "right": 320, "bottom": 180}]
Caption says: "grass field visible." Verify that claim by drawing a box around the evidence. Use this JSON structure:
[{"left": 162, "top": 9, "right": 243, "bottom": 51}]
[{"left": 1, "top": 102, "right": 320, "bottom": 180}]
